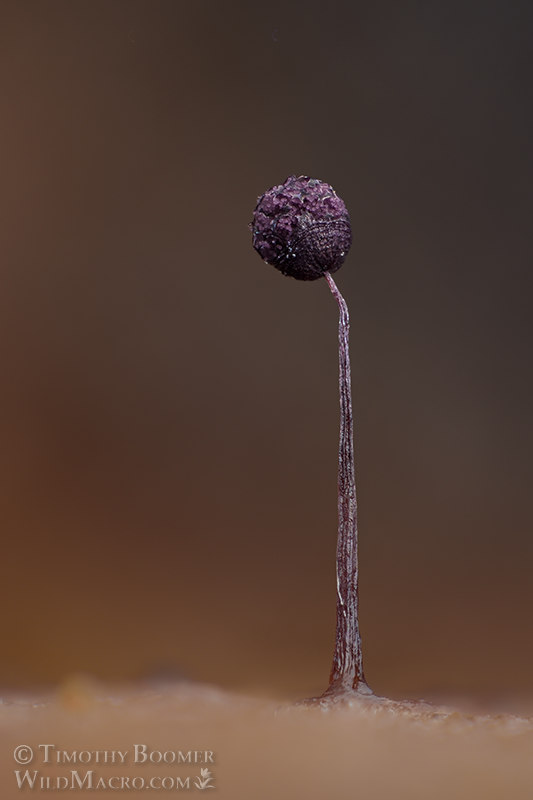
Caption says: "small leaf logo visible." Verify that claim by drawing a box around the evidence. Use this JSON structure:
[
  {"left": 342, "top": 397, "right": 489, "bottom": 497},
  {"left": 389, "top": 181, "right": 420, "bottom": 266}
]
[{"left": 194, "top": 767, "right": 215, "bottom": 790}]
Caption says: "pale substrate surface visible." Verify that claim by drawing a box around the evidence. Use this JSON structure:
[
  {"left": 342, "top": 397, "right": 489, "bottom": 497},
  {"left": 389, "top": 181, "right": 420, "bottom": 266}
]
[{"left": 1, "top": 679, "right": 532, "bottom": 799}]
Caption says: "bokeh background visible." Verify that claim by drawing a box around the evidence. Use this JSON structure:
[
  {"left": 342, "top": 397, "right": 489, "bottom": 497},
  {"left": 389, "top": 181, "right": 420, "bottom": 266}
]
[{"left": 1, "top": 0, "right": 532, "bottom": 703}]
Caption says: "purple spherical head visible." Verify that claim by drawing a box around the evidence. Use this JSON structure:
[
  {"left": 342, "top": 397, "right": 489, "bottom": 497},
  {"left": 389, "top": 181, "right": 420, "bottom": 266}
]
[{"left": 251, "top": 175, "right": 352, "bottom": 281}]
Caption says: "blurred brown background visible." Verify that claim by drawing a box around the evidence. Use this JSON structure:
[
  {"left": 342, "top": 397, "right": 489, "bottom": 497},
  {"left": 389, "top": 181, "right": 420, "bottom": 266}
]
[{"left": 0, "top": 0, "right": 532, "bottom": 702}]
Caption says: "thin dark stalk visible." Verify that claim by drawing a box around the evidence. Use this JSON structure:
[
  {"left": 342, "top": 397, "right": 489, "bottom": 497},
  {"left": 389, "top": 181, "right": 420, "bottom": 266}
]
[{"left": 324, "top": 271, "right": 371, "bottom": 695}]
